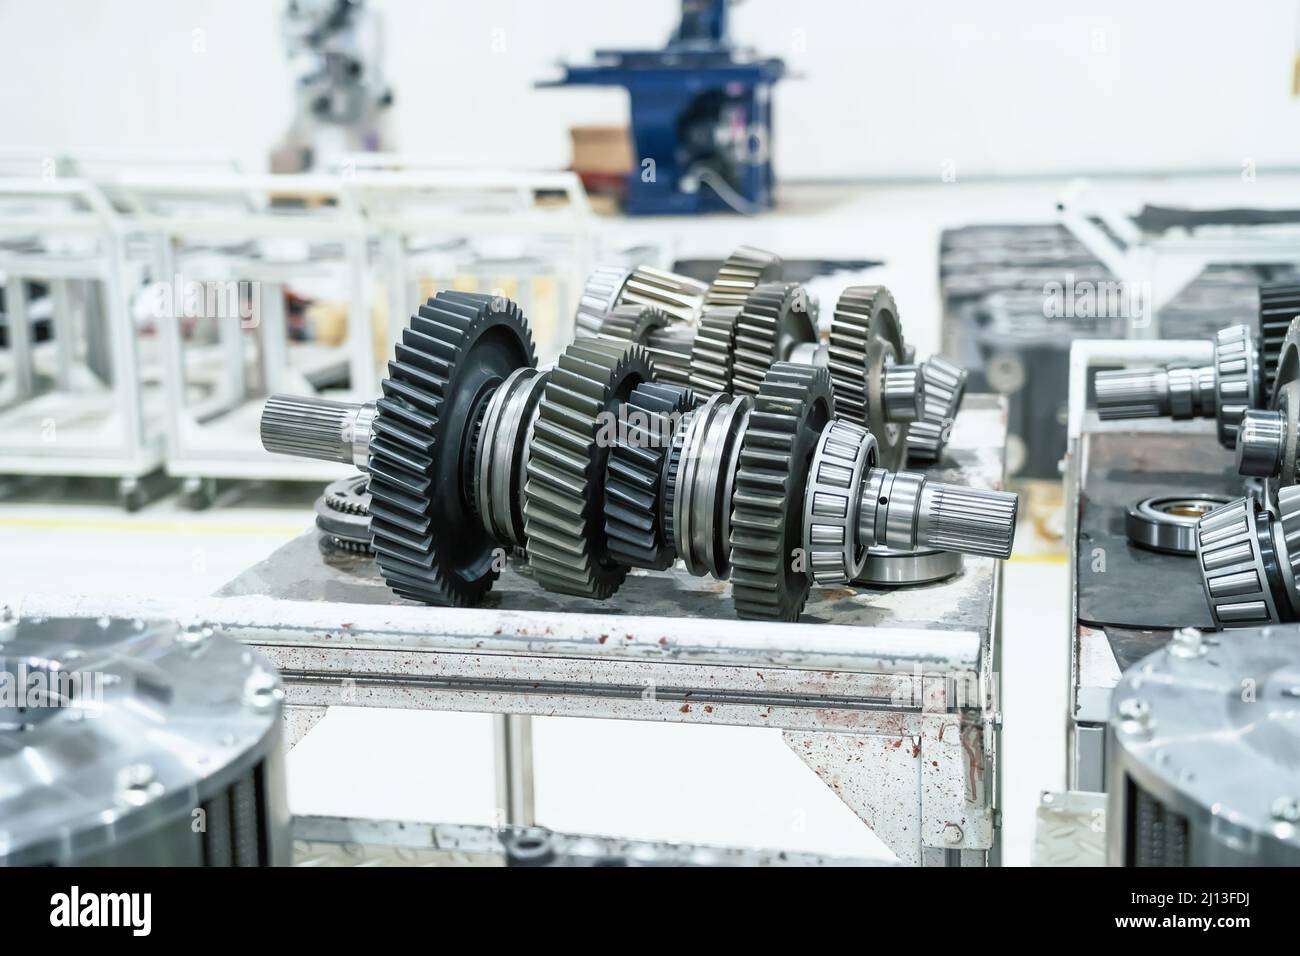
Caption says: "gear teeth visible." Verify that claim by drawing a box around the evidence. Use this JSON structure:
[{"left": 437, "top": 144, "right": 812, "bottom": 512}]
[
  {"left": 1195, "top": 497, "right": 1279, "bottom": 627},
  {"left": 596, "top": 304, "right": 666, "bottom": 346},
  {"left": 733, "top": 281, "right": 818, "bottom": 397},
  {"left": 705, "top": 245, "right": 783, "bottom": 309},
  {"left": 315, "top": 474, "right": 373, "bottom": 554},
  {"left": 1259, "top": 281, "right": 1300, "bottom": 399},
  {"left": 906, "top": 356, "right": 968, "bottom": 464},
  {"left": 524, "top": 339, "right": 654, "bottom": 599},
  {"left": 690, "top": 306, "right": 741, "bottom": 396},
  {"left": 574, "top": 265, "right": 631, "bottom": 338},
  {"left": 828, "top": 286, "right": 885, "bottom": 427},
  {"left": 730, "top": 363, "right": 835, "bottom": 621},
  {"left": 1213, "top": 324, "right": 1258, "bottom": 448},
  {"left": 324, "top": 474, "right": 370, "bottom": 515},
  {"left": 618, "top": 265, "right": 708, "bottom": 325},
  {"left": 604, "top": 382, "right": 696, "bottom": 570},
  {"left": 644, "top": 325, "right": 695, "bottom": 388},
  {"left": 368, "top": 290, "right": 535, "bottom": 607}
]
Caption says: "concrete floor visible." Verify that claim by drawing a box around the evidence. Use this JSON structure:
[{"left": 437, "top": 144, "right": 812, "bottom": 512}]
[{"left": 9, "top": 169, "right": 1291, "bottom": 864}]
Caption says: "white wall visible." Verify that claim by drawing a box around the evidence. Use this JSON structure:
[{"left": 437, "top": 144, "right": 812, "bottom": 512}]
[{"left": 1, "top": 0, "right": 1297, "bottom": 180}]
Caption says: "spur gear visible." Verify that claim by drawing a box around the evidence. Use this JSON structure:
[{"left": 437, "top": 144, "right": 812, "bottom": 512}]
[
  {"left": 705, "top": 245, "right": 783, "bottom": 309},
  {"left": 689, "top": 306, "right": 742, "bottom": 396},
  {"left": 367, "top": 291, "right": 536, "bottom": 606},
  {"left": 604, "top": 381, "right": 695, "bottom": 570},
  {"left": 598, "top": 304, "right": 696, "bottom": 389},
  {"left": 1258, "top": 281, "right": 1300, "bottom": 400},
  {"left": 524, "top": 339, "right": 655, "bottom": 598},
  {"left": 828, "top": 285, "right": 913, "bottom": 470},
  {"left": 732, "top": 281, "right": 818, "bottom": 397},
  {"left": 730, "top": 363, "right": 834, "bottom": 621},
  {"left": 315, "top": 474, "right": 373, "bottom": 554}
]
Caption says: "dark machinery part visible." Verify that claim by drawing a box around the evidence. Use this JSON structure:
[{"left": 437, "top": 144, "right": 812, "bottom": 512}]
[
  {"left": 597, "top": 304, "right": 694, "bottom": 388},
  {"left": 0, "top": 615, "right": 289, "bottom": 866},
  {"left": 730, "top": 363, "right": 835, "bottom": 621},
  {"left": 539, "top": 2, "right": 785, "bottom": 215},
  {"left": 524, "top": 339, "right": 655, "bottom": 599},
  {"left": 604, "top": 380, "right": 697, "bottom": 570},
  {"left": 367, "top": 291, "right": 536, "bottom": 607},
  {"left": 1124, "top": 494, "right": 1231, "bottom": 556},
  {"left": 1107, "top": 625, "right": 1300, "bottom": 866},
  {"left": 1257, "top": 281, "right": 1300, "bottom": 398},
  {"left": 314, "top": 473, "right": 373, "bottom": 553},
  {"left": 1092, "top": 324, "right": 1260, "bottom": 449}
]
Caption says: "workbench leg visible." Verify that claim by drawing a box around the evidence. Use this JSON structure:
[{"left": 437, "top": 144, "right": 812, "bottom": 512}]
[{"left": 493, "top": 714, "right": 535, "bottom": 828}]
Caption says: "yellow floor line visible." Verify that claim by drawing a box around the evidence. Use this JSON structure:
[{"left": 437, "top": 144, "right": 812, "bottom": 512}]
[
  {"left": 0, "top": 515, "right": 307, "bottom": 537},
  {"left": 1007, "top": 551, "right": 1068, "bottom": 564}
]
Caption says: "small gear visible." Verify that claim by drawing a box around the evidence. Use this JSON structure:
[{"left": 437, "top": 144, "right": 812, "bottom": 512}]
[
  {"left": 828, "top": 285, "right": 910, "bottom": 470},
  {"left": 315, "top": 474, "right": 372, "bottom": 554},
  {"left": 733, "top": 281, "right": 818, "bottom": 397},
  {"left": 367, "top": 290, "right": 535, "bottom": 606},
  {"left": 689, "top": 306, "right": 742, "bottom": 396},
  {"left": 596, "top": 303, "right": 668, "bottom": 345},
  {"left": 906, "top": 356, "right": 968, "bottom": 465},
  {"left": 729, "top": 363, "right": 835, "bottom": 621},
  {"left": 604, "top": 381, "right": 696, "bottom": 570},
  {"left": 705, "top": 246, "right": 783, "bottom": 309},
  {"left": 524, "top": 339, "right": 655, "bottom": 598},
  {"left": 1258, "top": 281, "right": 1300, "bottom": 400},
  {"left": 574, "top": 265, "right": 631, "bottom": 337}
]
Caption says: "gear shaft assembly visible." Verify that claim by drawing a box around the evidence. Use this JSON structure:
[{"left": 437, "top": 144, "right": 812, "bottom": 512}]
[
  {"left": 263, "top": 286, "right": 1015, "bottom": 620},
  {"left": 1092, "top": 324, "right": 1260, "bottom": 448}
]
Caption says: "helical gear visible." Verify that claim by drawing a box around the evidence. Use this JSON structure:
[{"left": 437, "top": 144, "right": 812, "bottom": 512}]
[
  {"left": 367, "top": 291, "right": 535, "bottom": 606},
  {"left": 729, "top": 363, "right": 835, "bottom": 621},
  {"left": 618, "top": 264, "right": 708, "bottom": 326},
  {"left": 523, "top": 339, "right": 655, "bottom": 599},
  {"left": 574, "top": 265, "right": 631, "bottom": 338},
  {"left": 604, "top": 381, "right": 696, "bottom": 570}
]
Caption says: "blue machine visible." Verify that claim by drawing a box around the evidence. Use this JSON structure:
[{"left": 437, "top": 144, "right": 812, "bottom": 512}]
[{"left": 539, "top": 0, "right": 786, "bottom": 215}]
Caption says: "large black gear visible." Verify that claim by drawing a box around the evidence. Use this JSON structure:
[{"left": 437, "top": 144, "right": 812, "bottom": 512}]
[
  {"left": 733, "top": 281, "right": 818, "bottom": 397},
  {"left": 367, "top": 290, "right": 535, "bottom": 606},
  {"left": 1260, "top": 281, "right": 1300, "bottom": 401},
  {"left": 729, "top": 362, "right": 835, "bottom": 621},
  {"left": 524, "top": 339, "right": 655, "bottom": 598},
  {"left": 603, "top": 381, "right": 696, "bottom": 570}
]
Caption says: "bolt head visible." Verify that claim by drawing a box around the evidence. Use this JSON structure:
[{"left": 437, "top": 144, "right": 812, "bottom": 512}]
[{"left": 942, "top": 822, "right": 964, "bottom": 846}]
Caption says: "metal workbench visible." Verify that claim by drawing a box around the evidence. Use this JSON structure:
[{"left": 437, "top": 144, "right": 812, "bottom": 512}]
[{"left": 16, "top": 395, "right": 1009, "bottom": 867}]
